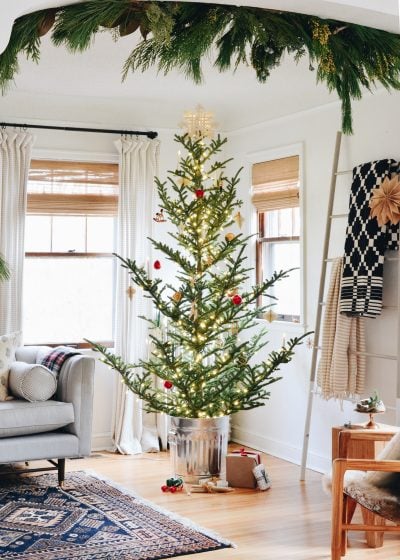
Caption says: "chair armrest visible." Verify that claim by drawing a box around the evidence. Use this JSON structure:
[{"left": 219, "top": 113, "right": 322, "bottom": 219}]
[
  {"left": 334, "top": 458, "right": 400, "bottom": 473},
  {"left": 332, "top": 457, "right": 400, "bottom": 498},
  {"left": 57, "top": 354, "right": 95, "bottom": 457}
]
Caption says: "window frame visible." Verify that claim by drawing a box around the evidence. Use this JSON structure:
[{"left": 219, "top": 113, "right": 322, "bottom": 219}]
[
  {"left": 247, "top": 143, "right": 306, "bottom": 329},
  {"left": 24, "top": 153, "right": 119, "bottom": 348}
]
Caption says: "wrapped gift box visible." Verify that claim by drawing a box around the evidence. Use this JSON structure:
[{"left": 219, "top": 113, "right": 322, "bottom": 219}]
[{"left": 226, "top": 448, "right": 261, "bottom": 489}]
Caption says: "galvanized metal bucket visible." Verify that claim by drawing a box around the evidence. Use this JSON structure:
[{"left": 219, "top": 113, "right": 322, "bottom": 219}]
[{"left": 168, "top": 416, "right": 229, "bottom": 483}]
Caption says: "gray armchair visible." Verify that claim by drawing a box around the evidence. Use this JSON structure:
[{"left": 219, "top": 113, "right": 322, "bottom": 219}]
[{"left": 0, "top": 346, "right": 95, "bottom": 485}]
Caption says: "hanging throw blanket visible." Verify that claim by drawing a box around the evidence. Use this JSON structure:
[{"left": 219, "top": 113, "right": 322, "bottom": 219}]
[
  {"left": 41, "top": 346, "right": 80, "bottom": 375},
  {"left": 340, "top": 159, "right": 400, "bottom": 317},
  {"left": 317, "top": 258, "right": 366, "bottom": 401}
]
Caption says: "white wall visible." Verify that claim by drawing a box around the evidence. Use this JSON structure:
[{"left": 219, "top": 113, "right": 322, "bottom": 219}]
[
  {"left": 3, "top": 87, "right": 400, "bottom": 466},
  {"left": 227, "top": 88, "right": 400, "bottom": 472}
]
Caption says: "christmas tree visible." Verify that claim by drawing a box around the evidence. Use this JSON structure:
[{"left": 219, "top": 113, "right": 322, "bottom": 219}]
[{"left": 91, "top": 133, "right": 306, "bottom": 418}]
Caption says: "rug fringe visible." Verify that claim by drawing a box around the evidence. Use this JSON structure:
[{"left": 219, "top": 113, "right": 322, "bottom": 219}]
[{"left": 82, "top": 469, "right": 236, "bottom": 548}]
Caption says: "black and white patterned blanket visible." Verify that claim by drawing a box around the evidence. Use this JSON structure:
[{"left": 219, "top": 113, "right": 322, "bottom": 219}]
[{"left": 340, "top": 159, "right": 400, "bottom": 317}]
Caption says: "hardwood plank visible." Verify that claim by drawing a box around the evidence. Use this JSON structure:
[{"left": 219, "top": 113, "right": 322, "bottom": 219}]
[{"left": 23, "top": 448, "right": 400, "bottom": 559}]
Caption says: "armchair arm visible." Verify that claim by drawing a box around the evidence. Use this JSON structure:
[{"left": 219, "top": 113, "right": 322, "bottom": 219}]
[
  {"left": 57, "top": 354, "right": 95, "bottom": 456},
  {"left": 15, "top": 346, "right": 95, "bottom": 457}
]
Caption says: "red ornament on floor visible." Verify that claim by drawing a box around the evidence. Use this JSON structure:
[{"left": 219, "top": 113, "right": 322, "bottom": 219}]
[
  {"left": 153, "top": 260, "right": 161, "bottom": 270},
  {"left": 195, "top": 189, "right": 205, "bottom": 198},
  {"left": 231, "top": 294, "right": 242, "bottom": 305},
  {"left": 164, "top": 380, "right": 173, "bottom": 389}
]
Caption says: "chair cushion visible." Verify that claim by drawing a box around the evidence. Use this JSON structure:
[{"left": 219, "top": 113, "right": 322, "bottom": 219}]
[
  {"left": 0, "top": 400, "right": 74, "bottom": 438},
  {"left": 8, "top": 361, "right": 57, "bottom": 402},
  {"left": 0, "top": 332, "right": 22, "bottom": 402},
  {"left": 345, "top": 478, "right": 400, "bottom": 523}
]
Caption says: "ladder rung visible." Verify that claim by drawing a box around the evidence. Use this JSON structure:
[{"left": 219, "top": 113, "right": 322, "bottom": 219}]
[
  {"left": 329, "top": 213, "right": 348, "bottom": 219},
  {"left": 314, "top": 346, "right": 397, "bottom": 360}
]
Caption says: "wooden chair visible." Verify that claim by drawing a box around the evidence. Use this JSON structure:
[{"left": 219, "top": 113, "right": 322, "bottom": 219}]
[{"left": 331, "top": 431, "right": 400, "bottom": 559}]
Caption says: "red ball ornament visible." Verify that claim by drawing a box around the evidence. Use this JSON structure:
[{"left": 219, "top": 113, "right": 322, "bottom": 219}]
[
  {"left": 164, "top": 380, "right": 173, "bottom": 390},
  {"left": 153, "top": 260, "right": 161, "bottom": 270},
  {"left": 195, "top": 189, "right": 205, "bottom": 199},
  {"left": 161, "top": 485, "right": 168, "bottom": 492},
  {"left": 231, "top": 294, "right": 242, "bottom": 305},
  {"left": 169, "top": 486, "right": 177, "bottom": 493}
]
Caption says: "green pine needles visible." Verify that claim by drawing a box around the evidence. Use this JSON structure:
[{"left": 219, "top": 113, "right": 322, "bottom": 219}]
[
  {"left": 2, "top": 1, "right": 400, "bottom": 133},
  {"left": 0, "top": 255, "right": 10, "bottom": 282},
  {"left": 90, "top": 133, "right": 307, "bottom": 418}
]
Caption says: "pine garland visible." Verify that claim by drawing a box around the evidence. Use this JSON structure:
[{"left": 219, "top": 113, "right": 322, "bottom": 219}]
[{"left": 2, "top": 1, "right": 400, "bottom": 133}]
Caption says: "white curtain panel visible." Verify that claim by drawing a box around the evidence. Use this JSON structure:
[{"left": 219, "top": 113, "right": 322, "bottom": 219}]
[
  {"left": 0, "top": 130, "right": 34, "bottom": 334},
  {"left": 113, "top": 136, "right": 167, "bottom": 454}
]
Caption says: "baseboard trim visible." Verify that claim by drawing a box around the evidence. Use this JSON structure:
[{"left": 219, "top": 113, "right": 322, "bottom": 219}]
[
  {"left": 231, "top": 424, "right": 330, "bottom": 474},
  {"left": 91, "top": 432, "right": 113, "bottom": 452}
]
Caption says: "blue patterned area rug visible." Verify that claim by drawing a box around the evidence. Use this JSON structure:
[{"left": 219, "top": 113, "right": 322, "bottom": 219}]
[{"left": 0, "top": 471, "right": 232, "bottom": 559}]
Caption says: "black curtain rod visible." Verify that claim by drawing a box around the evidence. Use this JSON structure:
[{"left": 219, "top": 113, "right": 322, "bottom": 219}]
[{"left": 0, "top": 122, "right": 158, "bottom": 139}]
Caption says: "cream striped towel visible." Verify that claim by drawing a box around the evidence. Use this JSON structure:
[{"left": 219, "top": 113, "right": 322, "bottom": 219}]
[{"left": 317, "top": 257, "right": 366, "bottom": 400}]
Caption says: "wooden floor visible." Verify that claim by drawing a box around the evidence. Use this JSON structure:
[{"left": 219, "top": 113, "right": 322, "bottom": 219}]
[{"left": 29, "top": 449, "right": 400, "bottom": 559}]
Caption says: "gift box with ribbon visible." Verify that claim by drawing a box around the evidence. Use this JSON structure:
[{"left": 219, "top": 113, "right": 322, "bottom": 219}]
[{"left": 226, "top": 448, "right": 261, "bottom": 489}]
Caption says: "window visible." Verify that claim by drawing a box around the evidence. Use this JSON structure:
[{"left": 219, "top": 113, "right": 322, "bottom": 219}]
[
  {"left": 252, "top": 155, "right": 301, "bottom": 323},
  {"left": 23, "top": 160, "right": 118, "bottom": 346}
]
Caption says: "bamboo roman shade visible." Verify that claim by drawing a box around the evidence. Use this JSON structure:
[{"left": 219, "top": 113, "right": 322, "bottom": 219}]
[
  {"left": 27, "top": 160, "right": 119, "bottom": 216},
  {"left": 252, "top": 155, "right": 299, "bottom": 212}
]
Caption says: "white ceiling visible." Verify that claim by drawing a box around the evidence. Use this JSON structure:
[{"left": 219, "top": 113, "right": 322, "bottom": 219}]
[{"left": 1, "top": 1, "right": 398, "bottom": 132}]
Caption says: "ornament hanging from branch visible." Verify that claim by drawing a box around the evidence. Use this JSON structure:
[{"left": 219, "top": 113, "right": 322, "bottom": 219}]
[
  {"left": 153, "top": 208, "right": 167, "bottom": 223},
  {"left": 126, "top": 285, "right": 136, "bottom": 300},
  {"left": 233, "top": 212, "right": 245, "bottom": 229},
  {"left": 263, "top": 309, "right": 278, "bottom": 323},
  {"left": 172, "top": 291, "right": 183, "bottom": 303}
]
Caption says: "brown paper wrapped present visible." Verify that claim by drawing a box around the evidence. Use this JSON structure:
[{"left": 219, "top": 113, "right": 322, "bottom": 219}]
[{"left": 226, "top": 448, "right": 260, "bottom": 489}]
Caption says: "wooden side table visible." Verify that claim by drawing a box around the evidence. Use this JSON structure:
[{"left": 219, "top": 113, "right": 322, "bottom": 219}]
[{"left": 332, "top": 423, "right": 400, "bottom": 462}]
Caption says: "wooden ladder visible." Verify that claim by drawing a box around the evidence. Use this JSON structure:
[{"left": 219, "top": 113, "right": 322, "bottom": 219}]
[{"left": 300, "top": 131, "right": 400, "bottom": 480}]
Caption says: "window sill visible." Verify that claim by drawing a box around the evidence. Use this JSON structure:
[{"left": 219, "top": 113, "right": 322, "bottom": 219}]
[{"left": 255, "top": 319, "right": 307, "bottom": 334}]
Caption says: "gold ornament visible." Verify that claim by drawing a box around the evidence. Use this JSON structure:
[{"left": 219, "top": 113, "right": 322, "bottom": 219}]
[
  {"left": 369, "top": 175, "right": 400, "bottom": 226},
  {"left": 179, "top": 177, "right": 192, "bottom": 187},
  {"left": 263, "top": 309, "right": 277, "bottom": 322},
  {"left": 126, "top": 286, "right": 136, "bottom": 300},
  {"left": 230, "top": 323, "right": 239, "bottom": 335},
  {"left": 172, "top": 291, "right": 183, "bottom": 303},
  {"left": 225, "top": 232, "right": 235, "bottom": 242},
  {"left": 206, "top": 255, "right": 214, "bottom": 266},
  {"left": 226, "top": 288, "right": 238, "bottom": 297},
  {"left": 233, "top": 211, "right": 244, "bottom": 229}
]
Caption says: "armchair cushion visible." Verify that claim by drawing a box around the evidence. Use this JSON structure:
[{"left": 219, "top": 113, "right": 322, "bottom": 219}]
[
  {"left": 0, "top": 332, "right": 22, "bottom": 401},
  {"left": 9, "top": 361, "right": 57, "bottom": 402},
  {"left": 0, "top": 399, "right": 74, "bottom": 438},
  {"left": 345, "top": 477, "right": 400, "bottom": 523}
]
